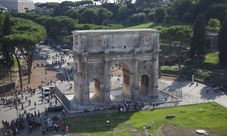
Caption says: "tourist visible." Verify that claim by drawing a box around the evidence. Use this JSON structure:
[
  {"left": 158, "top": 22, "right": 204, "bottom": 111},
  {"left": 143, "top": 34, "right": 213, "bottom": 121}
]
[
  {"left": 28, "top": 100, "right": 31, "bottom": 106},
  {"left": 34, "top": 109, "right": 36, "bottom": 117},
  {"left": 38, "top": 110, "right": 40, "bottom": 118},
  {"left": 62, "top": 109, "right": 66, "bottom": 116}
]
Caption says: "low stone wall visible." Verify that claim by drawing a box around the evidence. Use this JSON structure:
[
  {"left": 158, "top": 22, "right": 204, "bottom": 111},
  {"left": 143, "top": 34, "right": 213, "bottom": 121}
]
[
  {"left": 0, "top": 82, "right": 15, "bottom": 96},
  {"left": 55, "top": 86, "right": 71, "bottom": 111},
  {"left": 67, "top": 109, "right": 119, "bottom": 118}
]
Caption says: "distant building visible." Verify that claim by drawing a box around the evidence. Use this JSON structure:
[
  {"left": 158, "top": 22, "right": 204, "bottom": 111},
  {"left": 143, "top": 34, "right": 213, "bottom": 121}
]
[{"left": 0, "top": 0, "right": 34, "bottom": 12}]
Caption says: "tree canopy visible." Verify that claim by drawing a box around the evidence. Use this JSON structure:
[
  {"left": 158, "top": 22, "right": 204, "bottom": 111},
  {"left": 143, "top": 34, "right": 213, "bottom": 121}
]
[
  {"left": 189, "top": 13, "right": 207, "bottom": 57},
  {"left": 160, "top": 25, "right": 193, "bottom": 46},
  {"left": 208, "top": 18, "right": 220, "bottom": 30},
  {"left": 154, "top": 7, "right": 167, "bottom": 23},
  {"left": 218, "top": 16, "right": 227, "bottom": 64},
  {"left": 1, "top": 17, "right": 46, "bottom": 87}
]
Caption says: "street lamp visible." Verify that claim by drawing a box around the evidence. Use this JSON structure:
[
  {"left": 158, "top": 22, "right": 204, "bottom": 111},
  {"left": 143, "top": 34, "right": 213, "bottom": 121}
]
[{"left": 106, "top": 111, "right": 113, "bottom": 136}]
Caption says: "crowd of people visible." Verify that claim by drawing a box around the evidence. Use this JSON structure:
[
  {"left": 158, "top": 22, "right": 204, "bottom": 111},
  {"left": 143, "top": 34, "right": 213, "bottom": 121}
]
[
  {"left": 0, "top": 84, "right": 69, "bottom": 136},
  {"left": 2, "top": 108, "right": 68, "bottom": 136}
]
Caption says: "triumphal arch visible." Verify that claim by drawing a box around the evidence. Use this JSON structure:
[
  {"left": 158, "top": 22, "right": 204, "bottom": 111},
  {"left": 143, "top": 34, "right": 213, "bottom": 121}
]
[{"left": 72, "top": 29, "right": 160, "bottom": 105}]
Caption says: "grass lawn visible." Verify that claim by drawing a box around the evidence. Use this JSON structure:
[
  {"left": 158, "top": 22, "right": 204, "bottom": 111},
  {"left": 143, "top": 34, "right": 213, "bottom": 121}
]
[
  {"left": 63, "top": 102, "right": 227, "bottom": 136},
  {"left": 183, "top": 52, "right": 219, "bottom": 69}
]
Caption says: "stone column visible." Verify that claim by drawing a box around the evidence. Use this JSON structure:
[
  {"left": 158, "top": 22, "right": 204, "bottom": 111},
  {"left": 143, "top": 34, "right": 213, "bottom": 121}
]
[
  {"left": 74, "top": 56, "right": 83, "bottom": 105},
  {"left": 82, "top": 56, "right": 90, "bottom": 105},
  {"left": 133, "top": 58, "right": 140, "bottom": 100},
  {"left": 104, "top": 56, "right": 111, "bottom": 103},
  {"left": 150, "top": 55, "right": 159, "bottom": 99}
]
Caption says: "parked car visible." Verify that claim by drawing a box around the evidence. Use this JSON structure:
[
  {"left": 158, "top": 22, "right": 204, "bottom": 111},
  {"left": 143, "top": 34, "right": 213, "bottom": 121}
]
[
  {"left": 41, "top": 87, "right": 50, "bottom": 96},
  {"left": 40, "top": 54, "right": 48, "bottom": 59},
  {"left": 48, "top": 105, "right": 63, "bottom": 112},
  {"left": 35, "top": 48, "right": 41, "bottom": 53}
]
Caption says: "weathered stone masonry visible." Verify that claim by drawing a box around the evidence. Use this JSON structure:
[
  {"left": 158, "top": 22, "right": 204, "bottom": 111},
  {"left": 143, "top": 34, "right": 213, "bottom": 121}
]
[{"left": 72, "top": 29, "right": 160, "bottom": 105}]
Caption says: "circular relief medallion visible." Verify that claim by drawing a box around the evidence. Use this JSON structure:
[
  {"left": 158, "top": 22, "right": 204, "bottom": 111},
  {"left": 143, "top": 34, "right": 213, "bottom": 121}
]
[{"left": 144, "top": 60, "right": 152, "bottom": 68}]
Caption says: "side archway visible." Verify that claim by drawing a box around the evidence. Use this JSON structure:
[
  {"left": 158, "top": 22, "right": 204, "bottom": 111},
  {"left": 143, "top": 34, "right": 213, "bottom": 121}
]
[
  {"left": 88, "top": 77, "right": 103, "bottom": 103},
  {"left": 139, "top": 74, "right": 150, "bottom": 94}
]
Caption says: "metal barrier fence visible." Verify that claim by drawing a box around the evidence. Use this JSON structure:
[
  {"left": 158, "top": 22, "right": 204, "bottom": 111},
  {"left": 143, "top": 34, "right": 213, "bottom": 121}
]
[{"left": 158, "top": 80, "right": 182, "bottom": 100}]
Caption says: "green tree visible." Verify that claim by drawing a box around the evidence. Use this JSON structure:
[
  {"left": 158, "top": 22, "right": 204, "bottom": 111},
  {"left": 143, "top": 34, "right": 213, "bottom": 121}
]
[
  {"left": 1, "top": 18, "right": 46, "bottom": 87},
  {"left": 182, "top": 12, "right": 194, "bottom": 23},
  {"left": 37, "top": 2, "right": 59, "bottom": 15},
  {"left": 160, "top": 25, "right": 193, "bottom": 77},
  {"left": 208, "top": 18, "right": 220, "bottom": 30},
  {"left": 160, "top": 26, "right": 192, "bottom": 47},
  {"left": 189, "top": 13, "right": 207, "bottom": 57},
  {"left": 137, "top": 12, "right": 146, "bottom": 23},
  {"left": 96, "top": 8, "right": 113, "bottom": 25},
  {"left": 102, "top": 3, "right": 120, "bottom": 21},
  {"left": 171, "top": 0, "right": 196, "bottom": 20},
  {"left": 194, "top": 0, "right": 226, "bottom": 17},
  {"left": 147, "top": 12, "right": 154, "bottom": 21},
  {"left": 82, "top": 8, "right": 98, "bottom": 24},
  {"left": 218, "top": 16, "right": 227, "bottom": 64},
  {"left": 154, "top": 7, "right": 167, "bottom": 23},
  {"left": 118, "top": 4, "right": 127, "bottom": 22},
  {"left": 130, "top": 14, "right": 138, "bottom": 22},
  {"left": 164, "top": 15, "right": 172, "bottom": 24},
  {"left": 0, "top": 14, "right": 5, "bottom": 38},
  {"left": 204, "top": 3, "right": 227, "bottom": 23},
  {"left": 1, "top": 14, "right": 13, "bottom": 77}
]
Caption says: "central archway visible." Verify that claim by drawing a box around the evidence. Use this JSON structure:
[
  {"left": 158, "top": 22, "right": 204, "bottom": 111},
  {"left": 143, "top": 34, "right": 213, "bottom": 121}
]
[{"left": 109, "top": 62, "right": 132, "bottom": 102}]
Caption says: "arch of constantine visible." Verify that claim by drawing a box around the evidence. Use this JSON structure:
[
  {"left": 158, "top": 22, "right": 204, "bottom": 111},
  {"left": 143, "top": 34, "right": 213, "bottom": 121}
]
[{"left": 72, "top": 29, "right": 160, "bottom": 105}]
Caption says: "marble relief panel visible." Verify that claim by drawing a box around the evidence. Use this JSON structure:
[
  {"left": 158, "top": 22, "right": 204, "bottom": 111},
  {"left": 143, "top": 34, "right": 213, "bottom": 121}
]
[
  {"left": 86, "top": 35, "right": 93, "bottom": 48},
  {"left": 74, "top": 35, "right": 78, "bottom": 46},
  {"left": 95, "top": 35, "right": 102, "bottom": 47}
]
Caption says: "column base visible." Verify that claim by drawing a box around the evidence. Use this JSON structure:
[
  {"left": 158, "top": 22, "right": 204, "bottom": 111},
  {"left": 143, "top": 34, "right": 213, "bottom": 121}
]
[{"left": 133, "top": 85, "right": 140, "bottom": 100}]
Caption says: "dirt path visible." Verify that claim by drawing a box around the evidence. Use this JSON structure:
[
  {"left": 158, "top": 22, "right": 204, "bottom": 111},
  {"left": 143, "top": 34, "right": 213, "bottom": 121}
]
[{"left": 16, "top": 52, "right": 65, "bottom": 89}]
